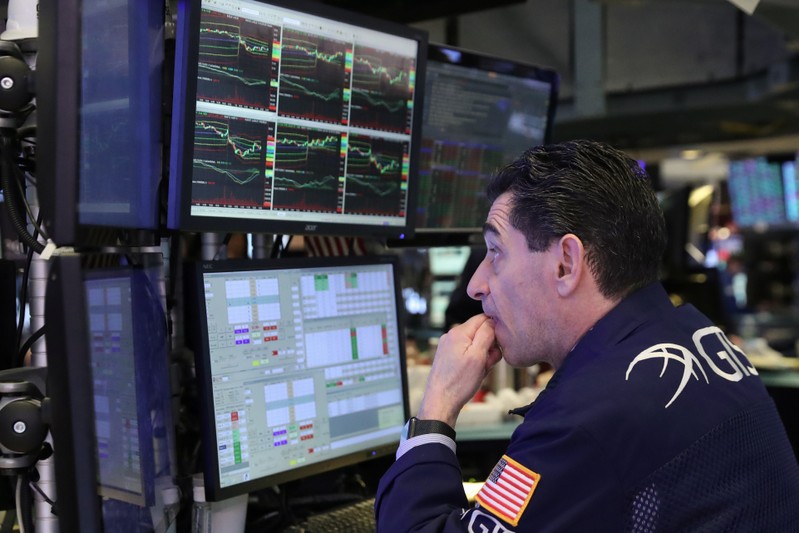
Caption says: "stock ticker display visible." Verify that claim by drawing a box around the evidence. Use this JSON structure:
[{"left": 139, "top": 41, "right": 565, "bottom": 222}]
[{"left": 185, "top": 1, "right": 419, "bottom": 232}]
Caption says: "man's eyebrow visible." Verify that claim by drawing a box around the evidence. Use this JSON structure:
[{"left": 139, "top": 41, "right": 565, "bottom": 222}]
[{"left": 482, "top": 221, "right": 500, "bottom": 237}]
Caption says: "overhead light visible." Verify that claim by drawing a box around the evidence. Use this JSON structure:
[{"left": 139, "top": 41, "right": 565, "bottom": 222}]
[{"left": 681, "top": 149, "right": 702, "bottom": 160}]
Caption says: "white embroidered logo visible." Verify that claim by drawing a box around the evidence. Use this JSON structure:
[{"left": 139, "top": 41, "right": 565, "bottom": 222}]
[
  {"left": 467, "top": 509, "right": 515, "bottom": 533},
  {"left": 625, "top": 326, "right": 758, "bottom": 407}
]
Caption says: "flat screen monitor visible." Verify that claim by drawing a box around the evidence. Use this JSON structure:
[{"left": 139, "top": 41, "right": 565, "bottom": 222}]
[
  {"left": 183, "top": 255, "right": 409, "bottom": 501},
  {"left": 727, "top": 155, "right": 799, "bottom": 229},
  {"left": 38, "top": 0, "right": 163, "bottom": 246},
  {"left": 46, "top": 256, "right": 176, "bottom": 531},
  {"left": 168, "top": 0, "right": 428, "bottom": 239},
  {"left": 413, "top": 44, "right": 559, "bottom": 237}
]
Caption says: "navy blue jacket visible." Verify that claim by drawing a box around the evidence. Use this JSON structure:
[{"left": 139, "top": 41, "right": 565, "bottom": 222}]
[{"left": 376, "top": 283, "right": 799, "bottom": 532}]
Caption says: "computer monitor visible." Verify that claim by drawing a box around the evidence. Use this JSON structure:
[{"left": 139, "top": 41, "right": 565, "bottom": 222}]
[
  {"left": 168, "top": 0, "right": 428, "bottom": 239},
  {"left": 183, "top": 255, "right": 409, "bottom": 501},
  {"left": 38, "top": 0, "right": 164, "bottom": 246},
  {"left": 46, "top": 255, "right": 176, "bottom": 531},
  {"left": 727, "top": 156, "right": 792, "bottom": 229},
  {"left": 411, "top": 43, "right": 559, "bottom": 240}
]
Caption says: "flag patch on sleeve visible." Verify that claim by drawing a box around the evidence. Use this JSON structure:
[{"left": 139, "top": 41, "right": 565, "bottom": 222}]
[{"left": 475, "top": 455, "right": 540, "bottom": 526}]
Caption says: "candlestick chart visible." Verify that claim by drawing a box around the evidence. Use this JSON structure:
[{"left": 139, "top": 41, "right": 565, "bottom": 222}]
[
  {"left": 196, "top": 12, "right": 279, "bottom": 110},
  {"left": 344, "top": 135, "right": 407, "bottom": 216},
  {"left": 277, "top": 29, "right": 349, "bottom": 125},
  {"left": 349, "top": 46, "right": 414, "bottom": 134},
  {"left": 272, "top": 124, "right": 343, "bottom": 213},
  {"left": 191, "top": 112, "right": 272, "bottom": 208}
]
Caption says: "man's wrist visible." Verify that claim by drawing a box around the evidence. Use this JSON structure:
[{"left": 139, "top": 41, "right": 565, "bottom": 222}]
[{"left": 401, "top": 416, "right": 456, "bottom": 441}]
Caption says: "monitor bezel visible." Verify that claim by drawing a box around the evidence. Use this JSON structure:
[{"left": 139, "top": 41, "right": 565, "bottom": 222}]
[
  {"left": 46, "top": 256, "right": 105, "bottom": 532},
  {"left": 183, "top": 254, "right": 410, "bottom": 501},
  {"left": 168, "top": 0, "right": 428, "bottom": 239},
  {"left": 410, "top": 42, "right": 560, "bottom": 240}
]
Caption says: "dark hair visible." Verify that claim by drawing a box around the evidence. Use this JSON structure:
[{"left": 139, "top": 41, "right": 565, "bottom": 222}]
[{"left": 486, "top": 139, "right": 667, "bottom": 299}]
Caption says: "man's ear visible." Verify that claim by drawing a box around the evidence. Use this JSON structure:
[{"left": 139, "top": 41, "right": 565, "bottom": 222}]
[{"left": 554, "top": 233, "right": 585, "bottom": 297}]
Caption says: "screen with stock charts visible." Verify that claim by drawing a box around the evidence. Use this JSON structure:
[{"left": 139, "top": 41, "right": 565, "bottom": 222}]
[{"left": 168, "top": 0, "right": 427, "bottom": 238}]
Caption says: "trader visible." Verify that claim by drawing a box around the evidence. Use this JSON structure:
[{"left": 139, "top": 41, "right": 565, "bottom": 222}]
[{"left": 375, "top": 140, "right": 799, "bottom": 532}]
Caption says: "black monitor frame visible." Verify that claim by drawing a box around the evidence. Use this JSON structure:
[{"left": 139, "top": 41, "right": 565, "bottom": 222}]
[
  {"left": 46, "top": 256, "right": 104, "bottom": 532},
  {"left": 168, "top": 0, "right": 428, "bottom": 240},
  {"left": 183, "top": 254, "right": 410, "bottom": 501},
  {"left": 389, "top": 42, "right": 558, "bottom": 248}
]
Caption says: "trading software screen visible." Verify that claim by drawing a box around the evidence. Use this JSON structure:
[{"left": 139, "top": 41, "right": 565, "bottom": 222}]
[
  {"left": 416, "top": 45, "right": 557, "bottom": 233},
  {"left": 191, "top": 257, "right": 407, "bottom": 498}
]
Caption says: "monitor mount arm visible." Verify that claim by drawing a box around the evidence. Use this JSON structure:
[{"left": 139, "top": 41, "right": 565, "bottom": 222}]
[{"left": 0, "top": 367, "right": 50, "bottom": 475}]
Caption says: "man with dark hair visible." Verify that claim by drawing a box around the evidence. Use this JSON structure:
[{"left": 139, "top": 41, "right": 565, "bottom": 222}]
[{"left": 376, "top": 140, "right": 799, "bottom": 531}]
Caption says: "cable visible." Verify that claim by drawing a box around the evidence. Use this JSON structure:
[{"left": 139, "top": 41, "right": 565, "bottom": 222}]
[
  {"left": 14, "top": 212, "right": 40, "bottom": 358},
  {"left": 212, "top": 233, "right": 232, "bottom": 261},
  {"left": 12, "top": 164, "right": 48, "bottom": 241},
  {"left": 28, "top": 481, "right": 56, "bottom": 509},
  {"left": 0, "top": 133, "right": 43, "bottom": 254},
  {"left": 270, "top": 235, "right": 283, "bottom": 258},
  {"left": 15, "top": 477, "right": 23, "bottom": 533},
  {"left": 16, "top": 325, "right": 44, "bottom": 369},
  {"left": 270, "top": 234, "right": 292, "bottom": 259},
  {"left": 15, "top": 474, "right": 34, "bottom": 533},
  {"left": 14, "top": 245, "right": 33, "bottom": 359}
]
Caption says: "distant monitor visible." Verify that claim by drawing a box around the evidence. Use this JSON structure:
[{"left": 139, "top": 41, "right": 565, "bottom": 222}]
[
  {"left": 782, "top": 157, "right": 799, "bottom": 223},
  {"left": 168, "top": 0, "right": 428, "bottom": 238},
  {"left": 46, "top": 256, "right": 175, "bottom": 531},
  {"left": 183, "top": 255, "right": 409, "bottom": 501},
  {"left": 727, "top": 156, "right": 791, "bottom": 229},
  {"left": 413, "top": 44, "right": 559, "bottom": 237}
]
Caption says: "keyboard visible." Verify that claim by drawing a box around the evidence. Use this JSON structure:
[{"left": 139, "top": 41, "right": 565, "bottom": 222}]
[{"left": 294, "top": 497, "right": 376, "bottom": 532}]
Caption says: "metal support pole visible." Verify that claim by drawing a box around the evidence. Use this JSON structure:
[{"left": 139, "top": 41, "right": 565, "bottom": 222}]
[
  {"left": 201, "top": 233, "right": 222, "bottom": 262},
  {"left": 27, "top": 186, "right": 58, "bottom": 533},
  {"left": 572, "top": 0, "right": 607, "bottom": 118},
  {"left": 251, "top": 234, "right": 273, "bottom": 260}
]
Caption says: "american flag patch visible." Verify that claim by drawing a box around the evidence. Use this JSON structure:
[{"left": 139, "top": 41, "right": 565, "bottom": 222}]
[{"left": 475, "top": 455, "right": 540, "bottom": 526}]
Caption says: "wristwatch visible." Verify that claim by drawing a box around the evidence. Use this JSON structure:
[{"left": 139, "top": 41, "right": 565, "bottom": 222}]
[{"left": 401, "top": 416, "right": 456, "bottom": 441}]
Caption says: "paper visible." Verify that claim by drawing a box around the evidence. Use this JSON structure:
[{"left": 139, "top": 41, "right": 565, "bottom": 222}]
[{"left": 727, "top": 0, "right": 760, "bottom": 15}]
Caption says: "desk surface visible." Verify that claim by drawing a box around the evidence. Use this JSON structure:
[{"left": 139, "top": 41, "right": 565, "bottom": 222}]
[
  {"left": 456, "top": 420, "right": 520, "bottom": 442},
  {"left": 759, "top": 369, "right": 799, "bottom": 388}
]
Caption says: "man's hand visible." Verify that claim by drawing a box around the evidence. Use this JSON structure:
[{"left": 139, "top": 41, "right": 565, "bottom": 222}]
[{"left": 417, "top": 314, "right": 503, "bottom": 427}]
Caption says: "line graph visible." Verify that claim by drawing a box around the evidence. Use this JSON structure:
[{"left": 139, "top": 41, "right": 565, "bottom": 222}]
[
  {"left": 344, "top": 135, "right": 408, "bottom": 216},
  {"left": 277, "top": 28, "right": 349, "bottom": 124},
  {"left": 197, "top": 11, "right": 279, "bottom": 110},
  {"left": 272, "top": 124, "right": 343, "bottom": 212},
  {"left": 347, "top": 138, "right": 402, "bottom": 177},
  {"left": 349, "top": 46, "right": 415, "bottom": 133},
  {"left": 190, "top": 112, "right": 274, "bottom": 208}
]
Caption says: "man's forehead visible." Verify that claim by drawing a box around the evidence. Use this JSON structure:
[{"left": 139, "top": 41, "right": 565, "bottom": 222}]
[{"left": 484, "top": 194, "right": 513, "bottom": 235}]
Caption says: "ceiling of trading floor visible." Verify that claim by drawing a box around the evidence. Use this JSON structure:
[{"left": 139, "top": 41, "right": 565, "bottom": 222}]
[{"left": 323, "top": 0, "right": 799, "bottom": 158}]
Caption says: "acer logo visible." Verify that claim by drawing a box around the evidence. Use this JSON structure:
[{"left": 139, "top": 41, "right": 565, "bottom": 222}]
[{"left": 305, "top": 224, "right": 318, "bottom": 232}]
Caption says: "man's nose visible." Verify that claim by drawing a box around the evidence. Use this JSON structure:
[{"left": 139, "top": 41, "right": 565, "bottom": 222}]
[{"left": 466, "top": 259, "right": 488, "bottom": 301}]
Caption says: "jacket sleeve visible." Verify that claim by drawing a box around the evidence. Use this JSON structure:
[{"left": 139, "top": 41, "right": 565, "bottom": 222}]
[
  {"left": 375, "top": 421, "right": 626, "bottom": 532},
  {"left": 375, "top": 443, "right": 470, "bottom": 532}
]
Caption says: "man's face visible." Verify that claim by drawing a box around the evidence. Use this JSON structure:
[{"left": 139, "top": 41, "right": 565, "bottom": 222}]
[{"left": 467, "top": 192, "right": 560, "bottom": 368}]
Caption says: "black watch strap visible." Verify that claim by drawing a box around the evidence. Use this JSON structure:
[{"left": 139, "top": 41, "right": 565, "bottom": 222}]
[{"left": 407, "top": 416, "right": 456, "bottom": 440}]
